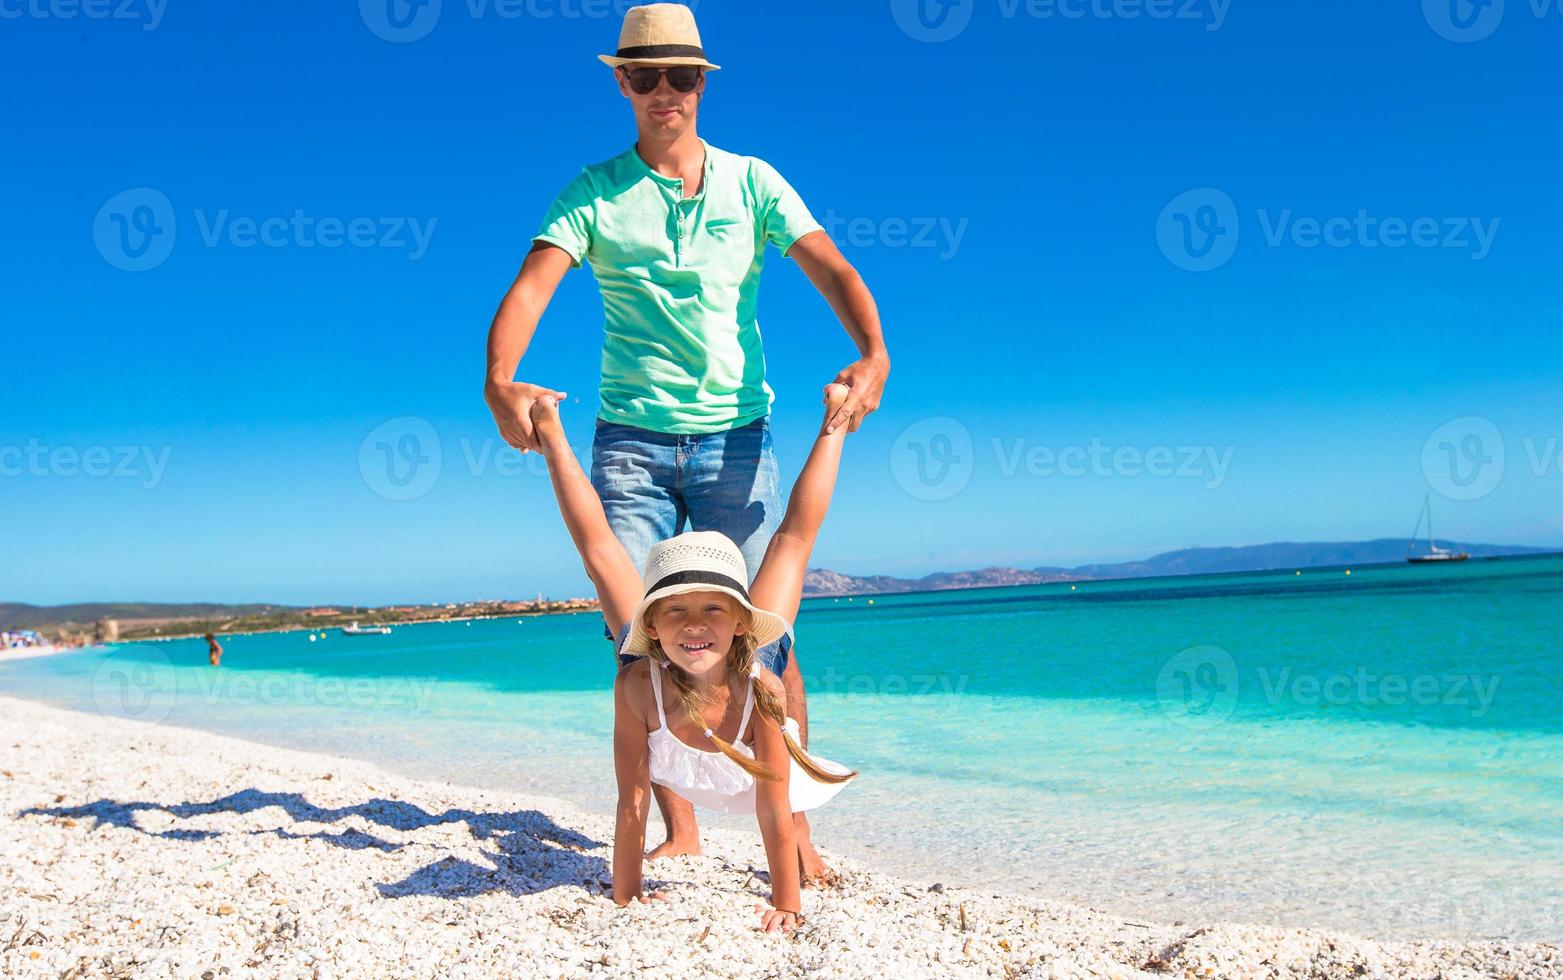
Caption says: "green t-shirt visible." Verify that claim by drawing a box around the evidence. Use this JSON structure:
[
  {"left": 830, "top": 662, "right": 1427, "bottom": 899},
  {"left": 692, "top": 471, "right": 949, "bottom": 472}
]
[{"left": 534, "top": 139, "right": 823, "bottom": 434}]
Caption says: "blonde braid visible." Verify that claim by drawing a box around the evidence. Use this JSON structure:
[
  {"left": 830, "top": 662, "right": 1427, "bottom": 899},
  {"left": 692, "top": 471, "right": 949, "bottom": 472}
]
[
  {"left": 645, "top": 611, "right": 781, "bottom": 782},
  {"left": 642, "top": 604, "right": 858, "bottom": 787},
  {"left": 736, "top": 612, "right": 857, "bottom": 786},
  {"left": 747, "top": 649, "right": 858, "bottom": 786}
]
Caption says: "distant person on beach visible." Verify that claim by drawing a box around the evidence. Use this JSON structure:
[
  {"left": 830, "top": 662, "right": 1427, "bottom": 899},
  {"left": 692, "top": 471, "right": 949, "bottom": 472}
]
[
  {"left": 483, "top": 3, "right": 888, "bottom": 861},
  {"left": 526, "top": 386, "right": 856, "bottom": 932},
  {"left": 205, "top": 632, "right": 223, "bottom": 667}
]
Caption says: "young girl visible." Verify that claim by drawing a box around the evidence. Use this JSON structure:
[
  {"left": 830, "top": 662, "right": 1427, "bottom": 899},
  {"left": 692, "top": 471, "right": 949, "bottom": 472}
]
[{"left": 528, "top": 384, "right": 858, "bottom": 933}]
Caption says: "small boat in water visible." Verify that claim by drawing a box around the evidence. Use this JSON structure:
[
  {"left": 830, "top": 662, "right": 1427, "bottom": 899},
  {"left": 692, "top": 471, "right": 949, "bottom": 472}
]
[
  {"left": 1407, "top": 494, "right": 1469, "bottom": 563},
  {"left": 341, "top": 621, "right": 392, "bottom": 636}
]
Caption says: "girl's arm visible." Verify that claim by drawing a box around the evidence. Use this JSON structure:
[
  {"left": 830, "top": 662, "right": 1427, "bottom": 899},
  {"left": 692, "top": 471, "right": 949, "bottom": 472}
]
[
  {"left": 529, "top": 397, "right": 643, "bottom": 637},
  {"left": 611, "top": 661, "right": 658, "bottom": 905},
  {"left": 750, "top": 672, "right": 802, "bottom": 931},
  {"left": 749, "top": 384, "right": 852, "bottom": 627}
]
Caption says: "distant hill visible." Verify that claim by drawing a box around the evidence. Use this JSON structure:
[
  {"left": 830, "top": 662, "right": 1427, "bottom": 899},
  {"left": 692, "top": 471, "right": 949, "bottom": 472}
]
[
  {"left": 1060, "top": 539, "right": 1554, "bottom": 580},
  {"left": 0, "top": 598, "right": 590, "bottom": 641},
  {"left": 803, "top": 566, "right": 1068, "bottom": 596},
  {"left": 8, "top": 540, "right": 1556, "bottom": 628},
  {"left": 0, "top": 602, "right": 299, "bottom": 631},
  {"left": 802, "top": 539, "right": 1556, "bottom": 597}
]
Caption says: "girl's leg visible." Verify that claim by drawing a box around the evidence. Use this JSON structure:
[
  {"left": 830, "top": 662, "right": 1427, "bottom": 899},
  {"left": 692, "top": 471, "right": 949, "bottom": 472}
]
[
  {"left": 743, "top": 386, "right": 852, "bottom": 885},
  {"left": 590, "top": 421, "right": 684, "bottom": 658},
  {"left": 587, "top": 419, "right": 703, "bottom": 859},
  {"left": 646, "top": 786, "right": 700, "bottom": 860},
  {"left": 748, "top": 384, "right": 853, "bottom": 629},
  {"left": 528, "top": 400, "right": 647, "bottom": 651},
  {"left": 682, "top": 415, "right": 783, "bottom": 587},
  {"left": 777, "top": 383, "right": 853, "bottom": 543},
  {"left": 680, "top": 415, "right": 793, "bottom": 862},
  {"left": 795, "top": 813, "right": 839, "bottom": 886}
]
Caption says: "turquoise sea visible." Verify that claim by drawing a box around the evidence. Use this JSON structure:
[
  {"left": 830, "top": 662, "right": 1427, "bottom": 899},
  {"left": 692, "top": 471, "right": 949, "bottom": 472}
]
[{"left": 4, "top": 556, "right": 1560, "bottom": 941}]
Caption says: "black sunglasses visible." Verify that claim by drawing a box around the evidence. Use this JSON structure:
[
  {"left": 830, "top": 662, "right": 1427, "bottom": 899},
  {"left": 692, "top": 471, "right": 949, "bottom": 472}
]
[{"left": 620, "top": 65, "right": 703, "bottom": 95}]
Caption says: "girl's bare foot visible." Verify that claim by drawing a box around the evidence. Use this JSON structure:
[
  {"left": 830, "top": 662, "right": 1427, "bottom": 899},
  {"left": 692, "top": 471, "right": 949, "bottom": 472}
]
[
  {"left": 792, "top": 814, "right": 840, "bottom": 887},
  {"left": 801, "top": 867, "right": 843, "bottom": 890},
  {"left": 797, "top": 836, "right": 840, "bottom": 888},
  {"left": 645, "top": 838, "right": 701, "bottom": 861}
]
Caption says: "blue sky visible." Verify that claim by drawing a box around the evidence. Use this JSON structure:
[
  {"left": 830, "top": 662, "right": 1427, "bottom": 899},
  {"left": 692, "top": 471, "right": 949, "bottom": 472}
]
[{"left": 3, "top": 1, "right": 1560, "bottom": 606}]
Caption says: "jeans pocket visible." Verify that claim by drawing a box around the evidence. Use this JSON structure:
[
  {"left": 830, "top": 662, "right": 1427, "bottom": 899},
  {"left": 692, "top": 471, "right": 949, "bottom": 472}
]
[{"left": 593, "top": 418, "right": 644, "bottom": 453}]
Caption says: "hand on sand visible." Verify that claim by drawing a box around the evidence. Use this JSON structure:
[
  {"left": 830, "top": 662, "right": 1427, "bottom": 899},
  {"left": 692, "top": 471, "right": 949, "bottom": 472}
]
[
  {"left": 755, "top": 903, "right": 804, "bottom": 934},
  {"left": 820, "top": 383, "right": 852, "bottom": 438}
]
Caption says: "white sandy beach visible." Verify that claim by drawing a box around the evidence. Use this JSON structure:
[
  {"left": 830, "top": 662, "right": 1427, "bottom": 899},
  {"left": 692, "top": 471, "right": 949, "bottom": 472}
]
[
  {"left": 1, "top": 645, "right": 65, "bottom": 662},
  {"left": 0, "top": 695, "right": 1556, "bottom": 979}
]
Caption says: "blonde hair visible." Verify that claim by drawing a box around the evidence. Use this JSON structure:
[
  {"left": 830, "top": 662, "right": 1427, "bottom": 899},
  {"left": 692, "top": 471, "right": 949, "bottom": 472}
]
[{"left": 644, "top": 599, "right": 855, "bottom": 787}]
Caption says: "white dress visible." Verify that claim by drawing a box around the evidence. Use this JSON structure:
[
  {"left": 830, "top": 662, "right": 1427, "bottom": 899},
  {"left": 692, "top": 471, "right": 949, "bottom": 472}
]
[{"left": 645, "top": 664, "right": 853, "bottom": 816}]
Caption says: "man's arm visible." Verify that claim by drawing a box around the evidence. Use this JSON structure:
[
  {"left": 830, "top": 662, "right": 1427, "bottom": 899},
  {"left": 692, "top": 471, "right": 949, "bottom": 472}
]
[
  {"left": 483, "top": 242, "right": 576, "bottom": 454},
  {"left": 787, "top": 231, "right": 890, "bottom": 434}
]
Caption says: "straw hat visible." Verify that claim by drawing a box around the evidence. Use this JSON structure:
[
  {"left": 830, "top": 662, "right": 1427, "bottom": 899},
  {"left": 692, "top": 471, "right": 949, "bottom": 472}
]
[
  {"left": 621, "top": 531, "right": 788, "bottom": 657},
  {"left": 598, "top": 3, "right": 720, "bottom": 71}
]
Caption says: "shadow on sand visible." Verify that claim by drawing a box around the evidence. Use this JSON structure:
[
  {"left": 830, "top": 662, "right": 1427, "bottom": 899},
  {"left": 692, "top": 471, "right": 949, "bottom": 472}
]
[{"left": 18, "top": 788, "right": 681, "bottom": 899}]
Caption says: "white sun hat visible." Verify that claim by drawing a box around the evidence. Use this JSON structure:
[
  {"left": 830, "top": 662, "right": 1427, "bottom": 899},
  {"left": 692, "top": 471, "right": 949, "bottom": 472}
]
[
  {"left": 597, "top": 3, "right": 721, "bottom": 71},
  {"left": 620, "top": 531, "right": 788, "bottom": 657}
]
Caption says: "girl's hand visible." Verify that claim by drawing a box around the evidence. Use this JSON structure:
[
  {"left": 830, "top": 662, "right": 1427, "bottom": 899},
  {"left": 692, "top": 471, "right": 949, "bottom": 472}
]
[
  {"left": 755, "top": 903, "right": 805, "bottom": 933},
  {"left": 820, "top": 383, "right": 851, "bottom": 436},
  {"left": 826, "top": 354, "right": 887, "bottom": 434},
  {"left": 484, "top": 380, "right": 568, "bottom": 454},
  {"left": 526, "top": 393, "right": 569, "bottom": 455}
]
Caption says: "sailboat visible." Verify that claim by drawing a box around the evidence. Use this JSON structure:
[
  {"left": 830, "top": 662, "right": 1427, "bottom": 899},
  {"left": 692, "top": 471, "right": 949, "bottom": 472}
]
[
  {"left": 341, "top": 621, "right": 392, "bottom": 636},
  {"left": 1407, "top": 494, "right": 1469, "bottom": 563}
]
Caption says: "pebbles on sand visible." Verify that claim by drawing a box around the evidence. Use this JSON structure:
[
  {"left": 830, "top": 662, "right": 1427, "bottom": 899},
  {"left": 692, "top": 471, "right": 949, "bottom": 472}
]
[{"left": 0, "top": 696, "right": 1556, "bottom": 979}]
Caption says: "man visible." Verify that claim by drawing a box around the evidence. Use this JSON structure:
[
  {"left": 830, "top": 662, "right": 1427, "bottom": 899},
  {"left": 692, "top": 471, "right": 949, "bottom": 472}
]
[{"left": 483, "top": 3, "right": 888, "bottom": 868}]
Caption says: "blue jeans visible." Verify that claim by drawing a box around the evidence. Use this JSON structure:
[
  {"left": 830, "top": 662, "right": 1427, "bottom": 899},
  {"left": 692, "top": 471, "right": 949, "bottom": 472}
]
[{"left": 591, "top": 415, "right": 785, "bottom": 660}]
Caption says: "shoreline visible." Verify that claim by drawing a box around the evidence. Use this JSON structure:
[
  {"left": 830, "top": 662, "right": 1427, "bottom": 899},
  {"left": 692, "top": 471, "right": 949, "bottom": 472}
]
[
  {"left": 15, "top": 556, "right": 1563, "bottom": 647},
  {"left": 0, "top": 644, "right": 68, "bottom": 661},
  {"left": 1, "top": 696, "right": 1555, "bottom": 978},
  {"left": 134, "top": 611, "right": 582, "bottom": 644}
]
